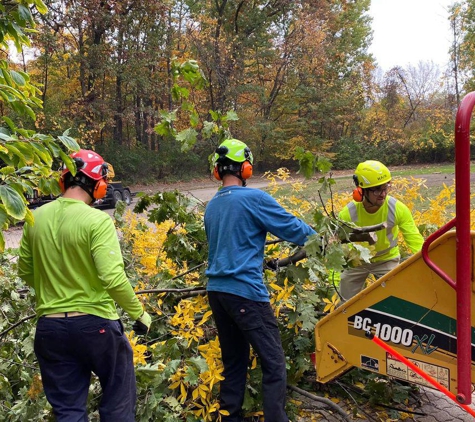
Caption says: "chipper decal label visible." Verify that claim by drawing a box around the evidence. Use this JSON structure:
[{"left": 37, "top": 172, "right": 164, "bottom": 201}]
[
  {"left": 386, "top": 352, "right": 450, "bottom": 390},
  {"left": 347, "top": 296, "right": 475, "bottom": 361},
  {"left": 361, "top": 355, "right": 379, "bottom": 372}
]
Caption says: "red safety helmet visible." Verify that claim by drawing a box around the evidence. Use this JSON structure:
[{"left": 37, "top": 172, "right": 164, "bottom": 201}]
[{"left": 59, "top": 149, "right": 108, "bottom": 199}]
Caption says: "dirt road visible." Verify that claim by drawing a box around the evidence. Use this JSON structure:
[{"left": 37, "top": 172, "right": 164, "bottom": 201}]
[{"left": 3, "top": 171, "right": 457, "bottom": 250}]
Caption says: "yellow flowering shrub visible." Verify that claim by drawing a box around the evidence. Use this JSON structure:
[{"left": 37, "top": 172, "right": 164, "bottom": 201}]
[{"left": 125, "top": 331, "right": 148, "bottom": 366}]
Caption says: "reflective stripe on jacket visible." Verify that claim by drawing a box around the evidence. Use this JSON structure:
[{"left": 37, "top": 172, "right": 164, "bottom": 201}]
[{"left": 339, "top": 195, "right": 423, "bottom": 262}]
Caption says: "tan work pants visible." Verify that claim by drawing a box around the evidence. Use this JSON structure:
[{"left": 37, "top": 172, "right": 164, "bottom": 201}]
[{"left": 339, "top": 258, "right": 400, "bottom": 303}]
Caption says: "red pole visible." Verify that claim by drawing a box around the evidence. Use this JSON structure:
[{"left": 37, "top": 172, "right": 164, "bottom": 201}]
[
  {"left": 368, "top": 333, "right": 475, "bottom": 418},
  {"left": 453, "top": 92, "right": 475, "bottom": 404},
  {"left": 421, "top": 219, "right": 456, "bottom": 289}
]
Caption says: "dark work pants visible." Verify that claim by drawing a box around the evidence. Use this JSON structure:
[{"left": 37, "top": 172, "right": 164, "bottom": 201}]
[
  {"left": 34, "top": 315, "right": 136, "bottom": 422},
  {"left": 208, "top": 291, "right": 289, "bottom": 422}
]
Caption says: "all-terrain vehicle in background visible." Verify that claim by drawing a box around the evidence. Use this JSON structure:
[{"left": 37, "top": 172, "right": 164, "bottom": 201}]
[{"left": 92, "top": 181, "right": 132, "bottom": 209}]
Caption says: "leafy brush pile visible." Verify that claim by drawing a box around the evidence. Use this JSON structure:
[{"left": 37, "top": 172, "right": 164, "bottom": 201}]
[{"left": 0, "top": 173, "right": 458, "bottom": 421}]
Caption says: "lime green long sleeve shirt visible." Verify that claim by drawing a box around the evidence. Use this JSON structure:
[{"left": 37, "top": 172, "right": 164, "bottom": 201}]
[
  {"left": 18, "top": 197, "right": 143, "bottom": 320},
  {"left": 338, "top": 196, "right": 423, "bottom": 262}
]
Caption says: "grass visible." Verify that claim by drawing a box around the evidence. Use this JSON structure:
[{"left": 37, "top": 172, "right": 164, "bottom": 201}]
[{"left": 266, "top": 162, "right": 475, "bottom": 216}]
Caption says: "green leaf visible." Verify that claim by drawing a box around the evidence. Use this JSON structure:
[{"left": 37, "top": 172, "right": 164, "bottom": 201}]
[
  {"left": 0, "top": 165, "right": 14, "bottom": 175},
  {"left": 323, "top": 243, "right": 347, "bottom": 272},
  {"left": 57, "top": 130, "right": 79, "bottom": 151},
  {"left": 0, "top": 206, "right": 8, "bottom": 229},
  {"left": 2, "top": 116, "right": 16, "bottom": 132},
  {"left": 1, "top": 68, "right": 13, "bottom": 86},
  {"left": 10, "top": 70, "right": 26, "bottom": 86},
  {"left": 352, "top": 243, "right": 373, "bottom": 263},
  {"left": 189, "top": 111, "right": 199, "bottom": 127},
  {"left": 186, "top": 356, "right": 208, "bottom": 373},
  {"left": 30, "top": 142, "right": 53, "bottom": 166},
  {"left": 176, "top": 128, "right": 198, "bottom": 152},
  {"left": 184, "top": 367, "right": 199, "bottom": 385},
  {"left": 59, "top": 151, "right": 76, "bottom": 175},
  {"left": 0, "top": 131, "right": 13, "bottom": 141},
  {"left": 4, "top": 143, "right": 25, "bottom": 167},
  {"left": 12, "top": 141, "right": 34, "bottom": 163},
  {"left": 32, "top": 0, "right": 48, "bottom": 15},
  {"left": 209, "top": 110, "right": 219, "bottom": 121},
  {"left": 316, "top": 156, "right": 332, "bottom": 173},
  {"left": 201, "top": 121, "right": 216, "bottom": 140},
  {"left": 17, "top": 5, "right": 34, "bottom": 25},
  {"left": 0, "top": 184, "right": 26, "bottom": 219},
  {"left": 294, "top": 148, "right": 316, "bottom": 179},
  {"left": 224, "top": 110, "right": 239, "bottom": 121}
]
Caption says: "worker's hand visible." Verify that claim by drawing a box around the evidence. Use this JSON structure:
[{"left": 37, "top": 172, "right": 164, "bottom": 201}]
[{"left": 132, "top": 311, "right": 151, "bottom": 335}]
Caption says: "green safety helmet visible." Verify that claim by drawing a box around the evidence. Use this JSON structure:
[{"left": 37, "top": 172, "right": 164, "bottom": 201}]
[
  {"left": 213, "top": 139, "right": 254, "bottom": 165},
  {"left": 213, "top": 139, "right": 254, "bottom": 183},
  {"left": 353, "top": 160, "right": 391, "bottom": 188}
]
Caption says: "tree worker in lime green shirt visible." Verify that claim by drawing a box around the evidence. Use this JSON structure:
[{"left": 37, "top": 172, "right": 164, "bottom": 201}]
[
  {"left": 338, "top": 160, "right": 424, "bottom": 303},
  {"left": 18, "top": 149, "right": 151, "bottom": 422}
]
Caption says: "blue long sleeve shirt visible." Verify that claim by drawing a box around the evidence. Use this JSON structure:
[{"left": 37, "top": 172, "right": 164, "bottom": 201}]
[{"left": 204, "top": 186, "right": 316, "bottom": 302}]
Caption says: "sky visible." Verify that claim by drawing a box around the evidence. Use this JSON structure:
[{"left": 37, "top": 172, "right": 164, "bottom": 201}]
[{"left": 368, "top": 0, "right": 455, "bottom": 72}]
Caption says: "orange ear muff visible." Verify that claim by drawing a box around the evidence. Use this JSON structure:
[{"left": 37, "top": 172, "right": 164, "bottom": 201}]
[
  {"left": 94, "top": 179, "right": 108, "bottom": 199},
  {"left": 213, "top": 166, "right": 222, "bottom": 181},
  {"left": 59, "top": 176, "right": 65, "bottom": 194},
  {"left": 240, "top": 161, "right": 253, "bottom": 179},
  {"left": 352, "top": 187, "right": 363, "bottom": 202}
]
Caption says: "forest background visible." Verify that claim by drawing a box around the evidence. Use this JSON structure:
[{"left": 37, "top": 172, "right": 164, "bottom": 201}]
[{"left": 7, "top": 0, "right": 475, "bottom": 184}]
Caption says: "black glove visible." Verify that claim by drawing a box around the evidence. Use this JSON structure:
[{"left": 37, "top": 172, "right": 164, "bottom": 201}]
[
  {"left": 132, "top": 311, "right": 151, "bottom": 335},
  {"left": 264, "top": 258, "right": 279, "bottom": 271}
]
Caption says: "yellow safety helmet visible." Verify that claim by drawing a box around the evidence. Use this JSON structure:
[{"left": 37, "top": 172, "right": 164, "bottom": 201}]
[{"left": 353, "top": 160, "right": 391, "bottom": 189}]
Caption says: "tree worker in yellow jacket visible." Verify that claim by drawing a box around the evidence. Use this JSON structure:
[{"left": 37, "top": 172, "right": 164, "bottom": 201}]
[{"left": 338, "top": 160, "right": 424, "bottom": 303}]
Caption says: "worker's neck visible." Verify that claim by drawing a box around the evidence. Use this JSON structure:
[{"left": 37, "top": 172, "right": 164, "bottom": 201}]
[
  {"left": 222, "top": 174, "right": 243, "bottom": 187},
  {"left": 63, "top": 186, "right": 94, "bottom": 205},
  {"left": 363, "top": 198, "right": 380, "bottom": 213}
]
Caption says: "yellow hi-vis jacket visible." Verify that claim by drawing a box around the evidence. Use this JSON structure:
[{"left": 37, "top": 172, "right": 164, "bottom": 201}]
[{"left": 338, "top": 195, "right": 424, "bottom": 263}]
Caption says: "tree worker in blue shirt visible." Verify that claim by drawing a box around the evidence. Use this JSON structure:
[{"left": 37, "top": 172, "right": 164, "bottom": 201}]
[
  {"left": 18, "top": 149, "right": 151, "bottom": 422},
  {"left": 338, "top": 160, "right": 424, "bottom": 303},
  {"left": 204, "top": 139, "right": 316, "bottom": 422}
]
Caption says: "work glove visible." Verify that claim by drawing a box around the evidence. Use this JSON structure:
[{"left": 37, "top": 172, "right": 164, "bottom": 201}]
[
  {"left": 264, "top": 258, "right": 279, "bottom": 271},
  {"left": 132, "top": 311, "right": 152, "bottom": 335}
]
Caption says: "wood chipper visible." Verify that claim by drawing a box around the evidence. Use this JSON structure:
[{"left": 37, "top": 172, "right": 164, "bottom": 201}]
[{"left": 313, "top": 92, "right": 475, "bottom": 416}]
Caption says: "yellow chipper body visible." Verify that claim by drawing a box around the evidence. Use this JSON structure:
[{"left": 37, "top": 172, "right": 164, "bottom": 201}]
[{"left": 314, "top": 230, "right": 475, "bottom": 396}]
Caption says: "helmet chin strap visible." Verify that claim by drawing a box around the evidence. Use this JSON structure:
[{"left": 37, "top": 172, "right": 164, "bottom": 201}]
[{"left": 363, "top": 190, "right": 377, "bottom": 207}]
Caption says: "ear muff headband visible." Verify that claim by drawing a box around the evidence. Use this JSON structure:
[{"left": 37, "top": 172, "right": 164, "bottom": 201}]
[
  {"left": 214, "top": 161, "right": 253, "bottom": 181},
  {"left": 59, "top": 172, "right": 107, "bottom": 199}
]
